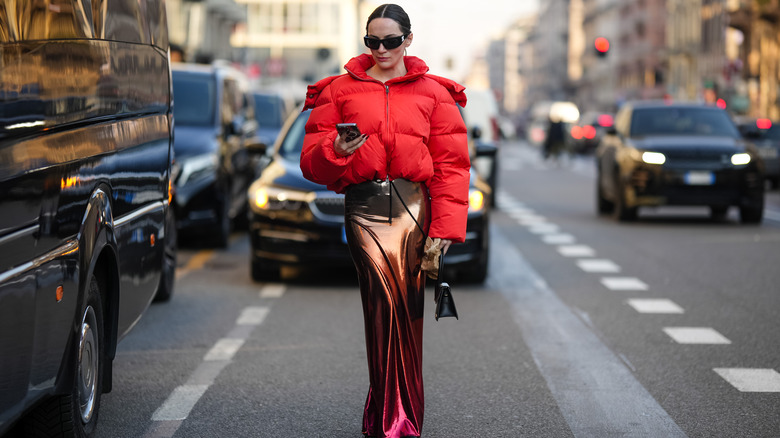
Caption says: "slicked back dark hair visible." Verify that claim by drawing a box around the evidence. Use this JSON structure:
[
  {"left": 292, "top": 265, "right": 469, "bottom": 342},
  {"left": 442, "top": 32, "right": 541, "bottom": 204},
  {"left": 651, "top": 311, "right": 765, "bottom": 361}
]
[{"left": 366, "top": 4, "right": 411, "bottom": 35}]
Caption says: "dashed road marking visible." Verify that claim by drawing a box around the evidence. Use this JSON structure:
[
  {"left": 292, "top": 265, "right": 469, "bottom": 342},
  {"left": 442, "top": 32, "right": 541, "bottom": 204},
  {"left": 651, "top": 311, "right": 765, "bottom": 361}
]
[
  {"left": 601, "top": 277, "right": 649, "bottom": 290},
  {"left": 627, "top": 298, "right": 685, "bottom": 314},
  {"left": 528, "top": 223, "right": 560, "bottom": 234},
  {"left": 260, "top": 283, "right": 286, "bottom": 298},
  {"left": 542, "top": 233, "right": 576, "bottom": 245},
  {"left": 714, "top": 368, "right": 780, "bottom": 392},
  {"left": 577, "top": 259, "right": 621, "bottom": 273},
  {"left": 663, "top": 327, "right": 731, "bottom": 344},
  {"left": 558, "top": 245, "right": 596, "bottom": 257}
]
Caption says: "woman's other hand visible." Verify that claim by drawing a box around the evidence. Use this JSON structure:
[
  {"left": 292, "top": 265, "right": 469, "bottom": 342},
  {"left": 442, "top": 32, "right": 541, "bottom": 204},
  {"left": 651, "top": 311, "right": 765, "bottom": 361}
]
[
  {"left": 440, "top": 239, "right": 452, "bottom": 255},
  {"left": 334, "top": 133, "right": 368, "bottom": 157}
]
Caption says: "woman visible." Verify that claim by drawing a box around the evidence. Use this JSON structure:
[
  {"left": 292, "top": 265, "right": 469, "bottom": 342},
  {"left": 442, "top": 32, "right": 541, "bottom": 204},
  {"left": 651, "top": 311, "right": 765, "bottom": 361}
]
[{"left": 300, "top": 4, "right": 470, "bottom": 437}]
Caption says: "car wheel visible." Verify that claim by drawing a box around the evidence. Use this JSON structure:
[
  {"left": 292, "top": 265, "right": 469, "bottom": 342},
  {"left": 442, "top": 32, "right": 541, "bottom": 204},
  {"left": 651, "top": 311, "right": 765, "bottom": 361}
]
[
  {"left": 739, "top": 204, "right": 763, "bottom": 224},
  {"left": 211, "top": 188, "right": 231, "bottom": 248},
  {"left": 24, "top": 275, "right": 105, "bottom": 437},
  {"left": 251, "top": 258, "right": 280, "bottom": 282},
  {"left": 596, "top": 174, "right": 614, "bottom": 215},
  {"left": 155, "top": 205, "right": 177, "bottom": 302},
  {"left": 459, "top": 257, "right": 488, "bottom": 284},
  {"left": 612, "top": 176, "right": 637, "bottom": 221},
  {"left": 709, "top": 206, "right": 728, "bottom": 221}
]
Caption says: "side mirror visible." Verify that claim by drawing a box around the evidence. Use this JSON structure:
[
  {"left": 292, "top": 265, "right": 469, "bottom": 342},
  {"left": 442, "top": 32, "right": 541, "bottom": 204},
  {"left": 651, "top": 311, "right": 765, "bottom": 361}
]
[
  {"left": 471, "top": 126, "right": 483, "bottom": 140},
  {"left": 475, "top": 143, "right": 497, "bottom": 158},
  {"left": 245, "top": 137, "right": 268, "bottom": 155},
  {"left": 605, "top": 126, "right": 617, "bottom": 136}
]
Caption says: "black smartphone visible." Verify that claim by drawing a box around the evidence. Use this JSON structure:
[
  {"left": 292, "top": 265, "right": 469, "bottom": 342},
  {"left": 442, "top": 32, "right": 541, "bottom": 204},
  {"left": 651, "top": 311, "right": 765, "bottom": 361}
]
[{"left": 336, "top": 123, "right": 362, "bottom": 142}]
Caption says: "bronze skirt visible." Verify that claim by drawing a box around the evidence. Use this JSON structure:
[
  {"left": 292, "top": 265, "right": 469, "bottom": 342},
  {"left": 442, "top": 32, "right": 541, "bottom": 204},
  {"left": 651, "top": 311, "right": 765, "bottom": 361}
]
[{"left": 345, "top": 178, "right": 427, "bottom": 438}]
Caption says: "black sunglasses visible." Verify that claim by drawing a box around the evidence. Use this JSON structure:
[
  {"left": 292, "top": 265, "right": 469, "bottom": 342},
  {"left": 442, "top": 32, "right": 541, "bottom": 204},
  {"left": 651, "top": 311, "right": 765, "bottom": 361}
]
[{"left": 364, "top": 34, "right": 407, "bottom": 50}]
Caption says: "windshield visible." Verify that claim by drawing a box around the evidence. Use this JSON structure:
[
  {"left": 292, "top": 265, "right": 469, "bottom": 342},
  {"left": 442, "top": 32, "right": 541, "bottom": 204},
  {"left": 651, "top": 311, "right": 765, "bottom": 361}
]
[
  {"left": 253, "top": 94, "right": 285, "bottom": 128},
  {"left": 760, "top": 125, "right": 780, "bottom": 141},
  {"left": 278, "top": 110, "right": 310, "bottom": 161},
  {"left": 172, "top": 73, "right": 215, "bottom": 126},
  {"left": 630, "top": 107, "right": 740, "bottom": 138}
]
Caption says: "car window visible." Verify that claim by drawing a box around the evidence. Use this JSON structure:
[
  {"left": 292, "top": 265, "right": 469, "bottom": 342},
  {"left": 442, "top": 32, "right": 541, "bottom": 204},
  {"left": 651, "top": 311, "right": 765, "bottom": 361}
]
[
  {"left": 278, "top": 111, "right": 311, "bottom": 161},
  {"left": 630, "top": 108, "right": 739, "bottom": 138},
  {"left": 254, "top": 94, "right": 286, "bottom": 128},
  {"left": 172, "top": 74, "right": 215, "bottom": 126}
]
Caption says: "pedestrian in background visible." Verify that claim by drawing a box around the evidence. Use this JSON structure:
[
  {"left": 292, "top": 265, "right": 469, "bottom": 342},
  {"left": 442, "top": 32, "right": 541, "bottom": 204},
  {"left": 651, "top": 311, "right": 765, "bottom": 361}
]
[
  {"left": 543, "top": 115, "right": 566, "bottom": 161},
  {"left": 300, "top": 4, "right": 471, "bottom": 437}
]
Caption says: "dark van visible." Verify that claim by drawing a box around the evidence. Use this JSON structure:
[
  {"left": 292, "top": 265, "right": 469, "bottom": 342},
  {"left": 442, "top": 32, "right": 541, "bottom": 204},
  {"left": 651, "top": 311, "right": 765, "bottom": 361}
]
[{"left": 0, "top": 1, "right": 174, "bottom": 436}]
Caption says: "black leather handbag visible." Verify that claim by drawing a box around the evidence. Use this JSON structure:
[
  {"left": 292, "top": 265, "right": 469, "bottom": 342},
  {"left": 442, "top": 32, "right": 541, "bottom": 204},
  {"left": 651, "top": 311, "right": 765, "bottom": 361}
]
[{"left": 434, "top": 254, "right": 458, "bottom": 321}]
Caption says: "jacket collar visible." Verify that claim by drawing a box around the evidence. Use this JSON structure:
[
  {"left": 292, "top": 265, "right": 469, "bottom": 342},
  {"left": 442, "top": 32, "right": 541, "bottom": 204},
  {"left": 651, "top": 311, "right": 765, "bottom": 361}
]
[{"left": 344, "top": 53, "right": 429, "bottom": 83}]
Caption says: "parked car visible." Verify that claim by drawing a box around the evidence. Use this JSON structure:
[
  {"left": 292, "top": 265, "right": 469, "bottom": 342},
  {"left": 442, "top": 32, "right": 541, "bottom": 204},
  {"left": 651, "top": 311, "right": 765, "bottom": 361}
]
[
  {"left": 596, "top": 101, "right": 765, "bottom": 223},
  {"left": 0, "top": 1, "right": 174, "bottom": 436},
  {"left": 248, "top": 109, "right": 491, "bottom": 283},
  {"left": 568, "top": 111, "right": 614, "bottom": 155},
  {"left": 171, "top": 63, "right": 261, "bottom": 247},
  {"left": 737, "top": 118, "right": 780, "bottom": 189},
  {"left": 458, "top": 102, "right": 498, "bottom": 208},
  {"left": 251, "top": 89, "right": 294, "bottom": 148}
]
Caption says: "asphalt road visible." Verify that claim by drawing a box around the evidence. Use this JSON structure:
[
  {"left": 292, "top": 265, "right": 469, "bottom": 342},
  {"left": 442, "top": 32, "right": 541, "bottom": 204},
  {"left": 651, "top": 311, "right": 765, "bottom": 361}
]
[{"left": 90, "top": 141, "right": 780, "bottom": 438}]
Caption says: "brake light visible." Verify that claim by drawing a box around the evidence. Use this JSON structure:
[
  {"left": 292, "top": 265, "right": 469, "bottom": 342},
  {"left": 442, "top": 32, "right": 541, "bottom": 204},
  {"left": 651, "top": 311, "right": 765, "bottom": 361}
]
[
  {"left": 583, "top": 125, "right": 597, "bottom": 139},
  {"left": 757, "top": 118, "right": 772, "bottom": 130},
  {"left": 597, "top": 114, "right": 613, "bottom": 127},
  {"left": 571, "top": 126, "right": 583, "bottom": 140}
]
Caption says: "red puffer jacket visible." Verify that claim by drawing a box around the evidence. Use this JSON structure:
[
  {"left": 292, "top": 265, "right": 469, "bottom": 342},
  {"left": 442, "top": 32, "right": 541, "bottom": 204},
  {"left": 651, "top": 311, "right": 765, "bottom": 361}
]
[{"left": 300, "top": 54, "right": 471, "bottom": 242}]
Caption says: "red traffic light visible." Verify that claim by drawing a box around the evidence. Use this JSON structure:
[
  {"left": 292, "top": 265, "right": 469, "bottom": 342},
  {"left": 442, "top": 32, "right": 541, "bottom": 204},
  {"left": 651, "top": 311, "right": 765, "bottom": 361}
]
[{"left": 594, "top": 37, "right": 610, "bottom": 53}]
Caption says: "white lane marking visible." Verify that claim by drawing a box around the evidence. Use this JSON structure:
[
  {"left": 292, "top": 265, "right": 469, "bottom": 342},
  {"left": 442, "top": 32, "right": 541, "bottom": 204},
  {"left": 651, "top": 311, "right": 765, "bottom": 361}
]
[
  {"left": 558, "top": 245, "right": 596, "bottom": 257},
  {"left": 627, "top": 299, "right": 685, "bottom": 314},
  {"left": 259, "top": 284, "right": 286, "bottom": 298},
  {"left": 490, "top": 226, "right": 687, "bottom": 436},
  {"left": 528, "top": 223, "right": 560, "bottom": 234},
  {"left": 237, "top": 306, "right": 270, "bottom": 325},
  {"left": 577, "top": 259, "right": 621, "bottom": 273},
  {"left": 518, "top": 215, "right": 548, "bottom": 225},
  {"left": 503, "top": 206, "right": 535, "bottom": 215},
  {"left": 148, "top": 305, "right": 272, "bottom": 434},
  {"left": 204, "top": 338, "right": 246, "bottom": 362},
  {"left": 151, "top": 385, "right": 209, "bottom": 421},
  {"left": 542, "top": 233, "right": 576, "bottom": 245},
  {"left": 714, "top": 368, "right": 780, "bottom": 392},
  {"left": 601, "top": 277, "right": 648, "bottom": 290},
  {"left": 663, "top": 327, "right": 731, "bottom": 344}
]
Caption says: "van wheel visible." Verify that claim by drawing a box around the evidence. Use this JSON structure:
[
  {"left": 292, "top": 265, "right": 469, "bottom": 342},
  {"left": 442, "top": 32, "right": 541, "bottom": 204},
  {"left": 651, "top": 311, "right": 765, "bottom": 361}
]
[{"left": 25, "top": 275, "right": 105, "bottom": 437}]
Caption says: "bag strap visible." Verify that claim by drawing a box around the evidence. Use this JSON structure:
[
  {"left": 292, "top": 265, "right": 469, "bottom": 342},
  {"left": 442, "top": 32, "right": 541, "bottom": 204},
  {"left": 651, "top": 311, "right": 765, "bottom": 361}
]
[
  {"left": 437, "top": 252, "right": 445, "bottom": 284},
  {"left": 390, "top": 180, "right": 428, "bottom": 239}
]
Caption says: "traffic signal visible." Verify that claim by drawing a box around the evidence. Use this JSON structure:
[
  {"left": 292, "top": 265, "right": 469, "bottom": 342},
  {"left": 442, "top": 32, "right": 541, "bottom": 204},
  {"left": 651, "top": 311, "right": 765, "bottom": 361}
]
[{"left": 595, "top": 37, "right": 609, "bottom": 57}]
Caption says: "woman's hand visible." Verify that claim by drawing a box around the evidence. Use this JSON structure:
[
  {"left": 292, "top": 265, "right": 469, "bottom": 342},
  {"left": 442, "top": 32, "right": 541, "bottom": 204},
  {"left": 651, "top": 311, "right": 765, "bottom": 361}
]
[
  {"left": 334, "top": 132, "right": 368, "bottom": 157},
  {"left": 440, "top": 239, "right": 453, "bottom": 255}
]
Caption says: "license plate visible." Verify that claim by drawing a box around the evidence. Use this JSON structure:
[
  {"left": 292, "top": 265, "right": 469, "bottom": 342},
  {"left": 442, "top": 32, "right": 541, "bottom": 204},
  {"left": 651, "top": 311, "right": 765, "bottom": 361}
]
[
  {"left": 758, "top": 148, "right": 778, "bottom": 159},
  {"left": 685, "top": 171, "right": 714, "bottom": 185}
]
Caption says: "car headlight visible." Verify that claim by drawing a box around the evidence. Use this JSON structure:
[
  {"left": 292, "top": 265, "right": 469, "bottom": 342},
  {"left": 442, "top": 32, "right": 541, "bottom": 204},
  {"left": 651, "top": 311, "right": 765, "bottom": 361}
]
[
  {"left": 177, "top": 154, "right": 218, "bottom": 185},
  {"left": 641, "top": 151, "right": 666, "bottom": 165},
  {"left": 731, "top": 153, "right": 751, "bottom": 166},
  {"left": 249, "top": 183, "right": 314, "bottom": 212},
  {"left": 468, "top": 189, "right": 485, "bottom": 213}
]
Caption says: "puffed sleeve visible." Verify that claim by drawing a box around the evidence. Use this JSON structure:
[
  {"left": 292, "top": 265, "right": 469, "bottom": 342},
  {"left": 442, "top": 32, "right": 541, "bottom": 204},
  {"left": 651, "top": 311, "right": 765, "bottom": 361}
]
[
  {"left": 300, "top": 83, "right": 355, "bottom": 186},
  {"left": 426, "top": 94, "right": 470, "bottom": 243}
]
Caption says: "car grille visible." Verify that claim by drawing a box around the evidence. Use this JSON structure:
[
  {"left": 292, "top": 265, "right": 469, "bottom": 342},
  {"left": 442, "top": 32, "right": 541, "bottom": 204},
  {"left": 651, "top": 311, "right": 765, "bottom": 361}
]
[
  {"left": 663, "top": 150, "right": 729, "bottom": 167},
  {"left": 312, "top": 196, "right": 345, "bottom": 217}
]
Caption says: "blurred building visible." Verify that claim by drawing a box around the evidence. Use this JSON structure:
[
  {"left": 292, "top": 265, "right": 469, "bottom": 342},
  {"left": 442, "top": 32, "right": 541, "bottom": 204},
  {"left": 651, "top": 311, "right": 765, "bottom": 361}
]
[
  {"left": 577, "top": 0, "right": 620, "bottom": 112},
  {"left": 616, "top": 0, "right": 667, "bottom": 101},
  {"left": 231, "top": 0, "right": 363, "bottom": 85},
  {"left": 167, "top": 0, "right": 246, "bottom": 63},
  {"left": 485, "top": 16, "right": 536, "bottom": 115},
  {"left": 531, "top": 0, "right": 573, "bottom": 103}
]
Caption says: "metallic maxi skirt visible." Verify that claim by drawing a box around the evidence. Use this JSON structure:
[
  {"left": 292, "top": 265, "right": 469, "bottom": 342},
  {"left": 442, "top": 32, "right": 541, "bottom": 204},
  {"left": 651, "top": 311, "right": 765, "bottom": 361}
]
[{"left": 345, "top": 178, "right": 427, "bottom": 438}]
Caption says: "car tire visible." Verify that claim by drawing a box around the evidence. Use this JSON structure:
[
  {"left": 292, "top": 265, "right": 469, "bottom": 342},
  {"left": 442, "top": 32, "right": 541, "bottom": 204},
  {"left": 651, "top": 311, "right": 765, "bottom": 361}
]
[
  {"left": 251, "top": 258, "right": 280, "bottom": 282},
  {"left": 155, "top": 205, "right": 177, "bottom": 302},
  {"left": 459, "top": 258, "right": 488, "bottom": 284},
  {"left": 24, "top": 275, "right": 105, "bottom": 437},
  {"left": 739, "top": 204, "right": 763, "bottom": 224},
  {"left": 211, "top": 187, "right": 231, "bottom": 248},
  {"left": 709, "top": 206, "right": 728, "bottom": 221},
  {"left": 613, "top": 176, "right": 637, "bottom": 222},
  {"left": 596, "top": 175, "right": 614, "bottom": 215}
]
